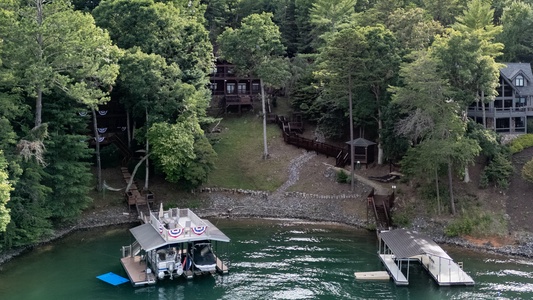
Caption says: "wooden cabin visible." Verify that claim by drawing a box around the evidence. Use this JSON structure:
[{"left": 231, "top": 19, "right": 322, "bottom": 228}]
[{"left": 210, "top": 61, "right": 261, "bottom": 113}]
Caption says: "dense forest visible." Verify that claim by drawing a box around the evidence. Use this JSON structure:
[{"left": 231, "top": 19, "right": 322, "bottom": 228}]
[{"left": 0, "top": 0, "right": 532, "bottom": 250}]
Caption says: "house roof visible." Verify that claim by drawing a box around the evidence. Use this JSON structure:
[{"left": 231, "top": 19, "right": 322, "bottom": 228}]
[
  {"left": 345, "top": 138, "right": 376, "bottom": 147},
  {"left": 379, "top": 229, "right": 452, "bottom": 260},
  {"left": 501, "top": 63, "right": 533, "bottom": 96}
]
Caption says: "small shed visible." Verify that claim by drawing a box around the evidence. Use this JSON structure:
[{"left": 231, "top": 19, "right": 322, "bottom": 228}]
[{"left": 345, "top": 138, "right": 376, "bottom": 167}]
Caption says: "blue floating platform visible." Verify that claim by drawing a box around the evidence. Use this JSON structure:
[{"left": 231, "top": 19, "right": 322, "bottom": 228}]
[{"left": 97, "top": 272, "right": 130, "bottom": 286}]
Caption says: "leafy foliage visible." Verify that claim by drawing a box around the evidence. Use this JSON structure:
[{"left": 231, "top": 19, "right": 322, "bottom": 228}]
[
  {"left": 522, "top": 159, "right": 533, "bottom": 184},
  {"left": 0, "top": 151, "right": 12, "bottom": 232},
  {"left": 509, "top": 134, "right": 533, "bottom": 154},
  {"left": 147, "top": 116, "right": 216, "bottom": 188}
]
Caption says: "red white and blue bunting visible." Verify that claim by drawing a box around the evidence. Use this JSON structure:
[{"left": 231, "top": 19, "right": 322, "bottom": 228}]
[
  {"left": 168, "top": 228, "right": 183, "bottom": 238},
  {"left": 94, "top": 136, "right": 105, "bottom": 143},
  {"left": 98, "top": 110, "right": 108, "bottom": 115},
  {"left": 97, "top": 127, "right": 107, "bottom": 134},
  {"left": 78, "top": 111, "right": 88, "bottom": 116},
  {"left": 159, "top": 224, "right": 164, "bottom": 234},
  {"left": 192, "top": 226, "right": 206, "bottom": 235}
]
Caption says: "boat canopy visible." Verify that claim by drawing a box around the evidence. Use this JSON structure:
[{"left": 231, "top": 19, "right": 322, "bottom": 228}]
[
  {"left": 130, "top": 223, "right": 167, "bottom": 251},
  {"left": 379, "top": 229, "right": 452, "bottom": 260}
]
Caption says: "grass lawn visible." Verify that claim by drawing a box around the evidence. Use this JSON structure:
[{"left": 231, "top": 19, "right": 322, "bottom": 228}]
[{"left": 206, "top": 113, "right": 292, "bottom": 191}]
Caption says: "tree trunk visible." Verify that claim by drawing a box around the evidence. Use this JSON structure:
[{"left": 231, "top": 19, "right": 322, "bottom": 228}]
[
  {"left": 464, "top": 166, "right": 470, "bottom": 183},
  {"left": 348, "top": 75, "right": 355, "bottom": 191},
  {"left": 377, "top": 108, "right": 384, "bottom": 165},
  {"left": 448, "top": 160, "right": 456, "bottom": 215},
  {"left": 260, "top": 78, "right": 269, "bottom": 159},
  {"left": 435, "top": 167, "right": 441, "bottom": 215},
  {"left": 92, "top": 108, "right": 102, "bottom": 192},
  {"left": 126, "top": 109, "right": 131, "bottom": 147},
  {"left": 35, "top": 89, "right": 43, "bottom": 128},
  {"left": 126, "top": 153, "right": 152, "bottom": 193},
  {"left": 35, "top": 0, "right": 44, "bottom": 127},
  {"left": 144, "top": 108, "right": 149, "bottom": 190},
  {"left": 481, "top": 90, "right": 486, "bottom": 128}
]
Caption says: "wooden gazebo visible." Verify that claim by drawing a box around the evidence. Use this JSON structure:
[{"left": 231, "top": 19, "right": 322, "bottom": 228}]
[{"left": 345, "top": 138, "right": 376, "bottom": 168}]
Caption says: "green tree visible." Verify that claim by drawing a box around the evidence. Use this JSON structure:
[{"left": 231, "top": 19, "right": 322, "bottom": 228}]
[
  {"left": 354, "top": 25, "right": 401, "bottom": 165},
  {"left": 309, "top": 0, "right": 356, "bottom": 49},
  {"left": 391, "top": 50, "right": 481, "bottom": 214},
  {"left": 498, "top": 1, "right": 533, "bottom": 63},
  {"left": 3, "top": 0, "right": 120, "bottom": 128},
  {"left": 385, "top": 7, "right": 443, "bottom": 53},
  {"left": 317, "top": 26, "right": 366, "bottom": 189},
  {"left": 218, "top": 12, "right": 290, "bottom": 158},
  {"left": 0, "top": 151, "right": 12, "bottom": 232},
  {"left": 1, "top": 0, "right": 119, "bottom": 171},
  {"left": 147, "top": 115, "right": 216, "bottom": 189},
  {"left": 422, "top": 0, "right": 468, "bottom": 26},
  {"left": 41, "top": 96, "right": 93, "bottom": 222},
  {"left": 93, "top": 0, "right": 213, "bottom": 88}
]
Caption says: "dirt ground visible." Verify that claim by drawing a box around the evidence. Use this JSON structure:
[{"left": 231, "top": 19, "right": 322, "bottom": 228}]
[{"left": 505, "top": 146, "right": 533, "bottom": 233}]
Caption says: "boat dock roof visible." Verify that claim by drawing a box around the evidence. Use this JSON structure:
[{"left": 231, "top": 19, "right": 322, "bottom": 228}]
[
  {"left": 378, "top": 229, "right": 474, "bottom": 286},
  {"left": 130, "top": 207, "right": 230, "bottom": 251},
  {"left": 379, "top": 229, "right": 451, "bottom": 260}
]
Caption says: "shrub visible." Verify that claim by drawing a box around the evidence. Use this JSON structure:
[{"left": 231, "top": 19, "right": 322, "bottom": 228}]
[
  {"left": 445, "top": 211, "right": 506, "bottom": 237},
  {"left": 479, "top": 153, "right": 513, "bottom": 189},
  {"left": 509, "top": 134, "right": 533, "bottom": 154},
  {"left": 336, "top": 170, "right": 349, "bottom": 183},
  {"left": 522, "top": 159, "right": 533, "bottom": 183},
  {"left": 391, "top": 209, "right": 412, "bottom": 227}
]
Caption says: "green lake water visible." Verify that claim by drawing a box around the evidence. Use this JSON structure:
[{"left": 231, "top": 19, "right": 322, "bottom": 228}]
[{"left": 1, "top": 218, "right": 533, "bottom": 300}]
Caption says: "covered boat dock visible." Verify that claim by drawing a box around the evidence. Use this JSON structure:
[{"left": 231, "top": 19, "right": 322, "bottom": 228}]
[
  {"left": 378, "top": 229, "right": 474, "bottom": 286},
  {"left": 121, "top": 207, "right": 231, "bottom": 286}
]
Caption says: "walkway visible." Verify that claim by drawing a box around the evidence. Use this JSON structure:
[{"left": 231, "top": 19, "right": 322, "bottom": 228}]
[{"left": 272, "top": 150, "right": 317, "bottom": 196}]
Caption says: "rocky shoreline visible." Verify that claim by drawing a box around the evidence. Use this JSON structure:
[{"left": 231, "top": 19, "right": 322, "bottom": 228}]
[{"left": 2, "top": 189, "right": 532, "bottom": 267}]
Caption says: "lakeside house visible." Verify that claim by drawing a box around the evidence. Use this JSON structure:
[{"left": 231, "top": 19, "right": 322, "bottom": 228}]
[
  {"left": 209, "top": 60, "right": 261, "bottom": 113},
  {"left": 468, "top": 62, "right": 533, "bottom": 134}
]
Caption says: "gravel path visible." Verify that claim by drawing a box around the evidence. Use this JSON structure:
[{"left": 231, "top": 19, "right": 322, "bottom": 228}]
[{"left": 273, "top": 150, "right": 316, "bottom": 195}]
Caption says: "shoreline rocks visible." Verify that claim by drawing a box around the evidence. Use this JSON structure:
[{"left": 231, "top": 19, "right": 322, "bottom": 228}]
[{"left": 1, "top": 190, "right": 532, "bottom": 267}]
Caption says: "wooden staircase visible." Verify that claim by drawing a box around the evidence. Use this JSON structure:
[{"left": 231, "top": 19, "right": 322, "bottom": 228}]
[
  {"left": 367, "top": 189, "right": 394, "bottom": 230},
  {"left": 109, "top": 134, "right": 132, "bottom": 166}
]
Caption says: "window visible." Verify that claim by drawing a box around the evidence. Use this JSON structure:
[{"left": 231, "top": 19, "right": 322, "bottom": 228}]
[
  {"left": 252, "top": 82, "right": 260, "bottom": 92},
  {"left": 210, "top": 82, "right": 217, "bottom": 90},
  {"left": 226, "top": 83, "right": 235, "bottom": 94},
  {"left": 515, "top": 97, "right": 527, "bottom": 107},
  {"left": 238, "top": 83, "right": 247, "bottom": 94},
  {"left": 516, "top": 75, "right": 524, "bottom": 87},
  {"left": 514, "top": 117, "right": 525, "bottom": 128}
]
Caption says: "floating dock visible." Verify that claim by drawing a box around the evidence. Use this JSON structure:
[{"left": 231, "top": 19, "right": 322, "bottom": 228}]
[
  {"left": 354, "top": 271, "right": 390, "bottom": 281},
  {"left": 377, "top": 229, "right": 475, "bottom": 286}
]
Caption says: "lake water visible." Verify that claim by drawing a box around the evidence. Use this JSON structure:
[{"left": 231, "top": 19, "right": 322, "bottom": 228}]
[{"left": 1, "top": 218, "right": 533, "bottom": 300}]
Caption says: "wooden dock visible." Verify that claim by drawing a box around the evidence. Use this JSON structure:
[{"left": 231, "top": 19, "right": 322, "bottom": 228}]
[
  {"left": 379, "top": 254, "right": 408, "bottom": 285},
  {"left": 120, "top": 256, "right": 156, "bottom": 287}
]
